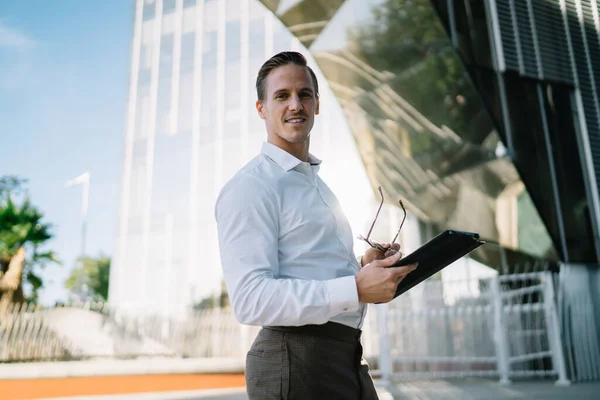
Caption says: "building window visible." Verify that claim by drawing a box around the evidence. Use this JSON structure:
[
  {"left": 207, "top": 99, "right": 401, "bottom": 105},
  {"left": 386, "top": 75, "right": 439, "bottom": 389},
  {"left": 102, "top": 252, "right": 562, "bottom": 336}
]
[
  {"left": 200, "top": 67, "right": 216, "bottom": 132},
  {"left": 178, "top": 72, "right": 194, "bottom": 132},
  {"left": 151, "top": 132, "right": 192, "bottom": 220},
  {"left": 182, "top": 6, "right": 196, "bottom": 33},
  {"left": 180, "top": 32, "right": 195, "bottom": 73},
  {"left": 135, "top": 83, "right": 151, "bottom": 139},
  {"left": 249, "top": 18, "right": 265, "bottom": 60},
  {"left": 203, "top": 31, "right": 218, "bottom": 67},
  {"left": 162, "top": 12, "right": 176, "bottom": 35},
  {"left": 226, "top": 20, "right": 241, "bottom": 62},
  {"left": 163, "top": 0, "right": 176, "bottom": 14},
  {"left": 203, "top": 0, "right": 219, "bottom": 32},
  {"left": 143, "top": 0, "right": 156, "bottom": 21}
]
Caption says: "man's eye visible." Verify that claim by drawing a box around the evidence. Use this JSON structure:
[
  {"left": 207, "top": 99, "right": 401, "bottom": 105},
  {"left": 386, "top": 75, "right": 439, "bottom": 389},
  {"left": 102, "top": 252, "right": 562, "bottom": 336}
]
[
  {"left": 301, "top": 93, "right": 312, "bottom": 98},
  {"left": 276, "top": 94, "right": 287, "bottom": 99}
]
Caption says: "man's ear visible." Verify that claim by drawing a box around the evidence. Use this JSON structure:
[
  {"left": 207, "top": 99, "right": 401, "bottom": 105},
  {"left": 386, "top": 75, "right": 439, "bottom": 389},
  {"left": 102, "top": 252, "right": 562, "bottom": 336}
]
[
  {"left": 256, "top": 100, "right": 266, "bottom": 120},
  {"left": 315, "top": 98, "right": 320, "bottom": 115}
]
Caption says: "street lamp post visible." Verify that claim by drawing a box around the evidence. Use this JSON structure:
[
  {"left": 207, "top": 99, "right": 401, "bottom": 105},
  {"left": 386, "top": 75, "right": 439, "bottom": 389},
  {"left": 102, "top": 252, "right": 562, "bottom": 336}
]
[{"left": 65, "top": 171, "right": 90, "bottom": 302}]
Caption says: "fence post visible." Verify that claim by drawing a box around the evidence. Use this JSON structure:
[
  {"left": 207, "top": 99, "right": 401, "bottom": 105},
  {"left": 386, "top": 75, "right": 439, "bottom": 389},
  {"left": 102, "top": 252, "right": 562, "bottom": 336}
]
[
  {"left": 542, "top": 272, "right": 571, "bottom": 386},
  {"left": 377, "top": 303, "right": 392, "bottom": 384},
  {"left": 211, "top": 307, "right": 221, "bottom": 358},
  {"left": 490, "top": 277, "right": 511, "bottom": 385},
  {"left": 240, "top": 323, "right": 249, "bottom": 360}
]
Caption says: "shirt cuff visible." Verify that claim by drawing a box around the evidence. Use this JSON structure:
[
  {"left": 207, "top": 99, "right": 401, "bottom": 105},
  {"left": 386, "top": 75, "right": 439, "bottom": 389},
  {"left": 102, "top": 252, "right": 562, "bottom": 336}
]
[{"left": 326, "top": 276, "right": 360, "bottom": 315}]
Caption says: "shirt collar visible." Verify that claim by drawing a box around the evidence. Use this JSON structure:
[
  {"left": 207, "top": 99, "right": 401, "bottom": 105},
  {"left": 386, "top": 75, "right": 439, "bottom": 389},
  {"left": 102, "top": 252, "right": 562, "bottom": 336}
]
[{"left": 261, "top": 141, "right": 322, "bottom": 172}]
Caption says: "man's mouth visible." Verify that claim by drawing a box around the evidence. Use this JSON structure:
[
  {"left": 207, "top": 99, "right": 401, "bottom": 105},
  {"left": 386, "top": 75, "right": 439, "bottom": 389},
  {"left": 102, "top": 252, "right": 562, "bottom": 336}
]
[{"left": 285, "top": 117, "right": 306, "bottom": 124}]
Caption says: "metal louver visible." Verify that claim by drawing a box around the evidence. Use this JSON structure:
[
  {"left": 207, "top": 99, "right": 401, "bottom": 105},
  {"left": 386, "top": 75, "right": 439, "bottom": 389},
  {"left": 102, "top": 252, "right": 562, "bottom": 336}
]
[
  {"left": 494, "top": 0, "right": 573, "bottom": 83},
  {"left": 493, "top": 0, "right": 600, "bottom": 222},
  {"left": 564, "top": 0, "right": 600, "bottom": 201}
]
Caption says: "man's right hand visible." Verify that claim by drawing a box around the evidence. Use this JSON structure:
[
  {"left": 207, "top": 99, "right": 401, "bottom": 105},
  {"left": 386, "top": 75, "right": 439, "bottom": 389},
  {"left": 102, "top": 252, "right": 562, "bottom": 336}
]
[{"left": 355, "top": 250, "right": 417, "bottom": 303}]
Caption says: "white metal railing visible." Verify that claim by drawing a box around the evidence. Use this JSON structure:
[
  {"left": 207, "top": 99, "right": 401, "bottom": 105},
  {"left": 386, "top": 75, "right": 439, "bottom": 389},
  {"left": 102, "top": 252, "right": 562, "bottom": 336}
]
[
  {"left": 0, "top": 302, "right": 77, "bottom": 362},
  {"left": 373, "top": 272, "right": 570, "bottom": 385},
  {"left": 0, "top": 302, "right": 258, "bottom": 362}
]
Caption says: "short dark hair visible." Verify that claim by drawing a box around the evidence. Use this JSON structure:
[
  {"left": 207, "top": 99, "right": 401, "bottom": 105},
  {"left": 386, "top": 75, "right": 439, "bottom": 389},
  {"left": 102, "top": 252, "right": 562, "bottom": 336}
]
[{"left": 255, "top": 51, "right": 320, "bottom": 102}]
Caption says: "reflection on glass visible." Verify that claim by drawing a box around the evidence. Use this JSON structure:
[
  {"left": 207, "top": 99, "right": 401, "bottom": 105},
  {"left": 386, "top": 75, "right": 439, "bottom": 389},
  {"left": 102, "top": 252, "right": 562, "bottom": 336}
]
[{"left": 260, "top": 0, "right": 559, "bottom": 265}]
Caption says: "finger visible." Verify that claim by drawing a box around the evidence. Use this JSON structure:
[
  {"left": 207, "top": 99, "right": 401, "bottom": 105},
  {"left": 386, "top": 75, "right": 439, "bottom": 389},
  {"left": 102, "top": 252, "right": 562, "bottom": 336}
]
[
  {"left": 391, "top": 243, "right": 401, "bottom": 251},
  {"left": 376, "top": 250, "right": 403, "bottom": 267},
  {"left": 384, "top": 249, "right": 398, "bottom": 258},
  {"left": 390, "top": 263, "right": 418, "bottom": 276}
]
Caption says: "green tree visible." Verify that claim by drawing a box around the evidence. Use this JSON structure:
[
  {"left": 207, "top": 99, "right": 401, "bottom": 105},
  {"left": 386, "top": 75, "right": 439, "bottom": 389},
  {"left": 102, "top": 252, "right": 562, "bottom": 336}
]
[
  {"left": 64, "top": 255, "right": 111, "bottom": 301},
  {"left": 192, "top": 279, "right": 230, "bottom": 311},
  {"left": 0, "top": 176, "right": 59, "bottom": 311}
]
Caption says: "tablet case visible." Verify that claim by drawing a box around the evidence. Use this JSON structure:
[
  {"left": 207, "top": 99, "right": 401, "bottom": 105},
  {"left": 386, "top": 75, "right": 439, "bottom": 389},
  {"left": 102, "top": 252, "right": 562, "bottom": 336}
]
[{"left": 391, "top": 230, "right": 485, "bottom": 299}]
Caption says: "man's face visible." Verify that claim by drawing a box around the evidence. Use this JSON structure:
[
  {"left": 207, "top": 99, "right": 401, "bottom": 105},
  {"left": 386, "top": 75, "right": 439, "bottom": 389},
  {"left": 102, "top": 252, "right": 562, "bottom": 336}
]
[{"left": 256, "top": 64, "right": 319, "bottom": 148}]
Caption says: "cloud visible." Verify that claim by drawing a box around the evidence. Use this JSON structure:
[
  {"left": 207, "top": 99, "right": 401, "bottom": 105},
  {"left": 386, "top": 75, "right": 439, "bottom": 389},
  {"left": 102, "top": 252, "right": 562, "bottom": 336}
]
[{"left": 0, "top": 21, "right": 36, "bottom": 51}]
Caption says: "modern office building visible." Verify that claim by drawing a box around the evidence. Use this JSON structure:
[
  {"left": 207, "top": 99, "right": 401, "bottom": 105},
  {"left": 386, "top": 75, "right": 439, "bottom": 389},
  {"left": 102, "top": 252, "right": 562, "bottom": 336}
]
[
  {"left": 108, "top": 0, "right": 382, "bottom": 316},
  {"left": 257, "top": 0, "right": 600, "bottom": 382}
]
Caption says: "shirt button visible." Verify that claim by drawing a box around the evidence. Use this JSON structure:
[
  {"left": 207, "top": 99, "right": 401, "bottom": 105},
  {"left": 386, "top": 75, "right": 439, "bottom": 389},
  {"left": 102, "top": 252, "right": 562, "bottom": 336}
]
[{"left": 343, "top": 307, "right": 348, "bottom": 311}]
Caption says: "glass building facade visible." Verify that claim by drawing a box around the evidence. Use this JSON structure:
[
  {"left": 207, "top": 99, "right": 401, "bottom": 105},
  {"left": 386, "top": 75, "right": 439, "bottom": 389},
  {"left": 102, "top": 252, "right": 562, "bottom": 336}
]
[
  {"left": 258, "top": 0, "right": 600, "bottom": 268},
  {"left": 108, "top": 0, "right": 380, "bottom": 316}
]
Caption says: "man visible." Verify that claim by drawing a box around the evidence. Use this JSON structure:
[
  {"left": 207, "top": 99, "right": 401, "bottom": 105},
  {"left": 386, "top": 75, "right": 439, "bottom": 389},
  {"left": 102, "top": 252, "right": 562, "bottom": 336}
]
[{"left": 215, "top": 51, "right": 417, "bottom": 399}]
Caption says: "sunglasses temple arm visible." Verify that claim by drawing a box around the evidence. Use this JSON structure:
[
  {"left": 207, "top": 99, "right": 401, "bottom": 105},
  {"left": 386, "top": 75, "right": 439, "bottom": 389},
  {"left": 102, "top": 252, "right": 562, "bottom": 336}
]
[
  {"left": 391, "top": 203, "right": 407, "bottom": 244},
  {"left": 365, "top": 186, "right": 385, "bottom": 240}
]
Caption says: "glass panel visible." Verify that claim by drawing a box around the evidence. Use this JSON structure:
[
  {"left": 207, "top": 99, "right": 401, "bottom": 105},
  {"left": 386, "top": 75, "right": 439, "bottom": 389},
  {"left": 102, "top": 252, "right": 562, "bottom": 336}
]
[
  {"left": 143, "top": 1, "right": 156, "bottom": 21},
  {"left": 544, "top": 84, "right": 596, "bottom": 262},
  {"left": 142, "top": 20, "right": 155, "bottom": 44},
  {"left": 178, "top": 72, "right": 194, "bottom": 133},
  {"left": 182, "top": 6, "right": 197, "bottom": 33},
  {"left": 135, "top": 82, "right": 151, "bottom": 139},
  {"left": 151, "top": 131, "right": 192, "bottom": 227},
  {"left": 156, "top": 34, "right": 174, "bottom": 136},
  {"left": 200, "top": 67, "right": 217, "bottom": 141},
  {"left": 225, "top": 20, "right": 241, "bottom": 62},
  {"left": 163, "top": 0, "right": 177, "bottom": 14},
  {"left": 203, "top": 31, "right": 218, "bottom": 67},
  {"left": 502, "top": 73, "right": 558, "bottom": 259},
  {"left": 128, "top": 161, "right": 147, "bottom": 219},
  {"left": 273, "top": 19, "right": 292, "bottom": 53},
  {"left": 222, "top": 138, "right": 241, "bottom": 183},
  {"left": 197, "top": 144, "right": 216, "bottom": 208},
  {"left": 180, "top": 32, "right": 196, "bottom": 73},
  {"left": 431, "top": 0, "right": 494, "bottom": 69}
]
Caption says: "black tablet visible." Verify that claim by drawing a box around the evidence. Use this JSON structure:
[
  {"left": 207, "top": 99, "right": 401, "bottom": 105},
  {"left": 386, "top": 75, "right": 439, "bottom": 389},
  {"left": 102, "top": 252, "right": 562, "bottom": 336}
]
[{"left": 390, "top": 230, "right": 485, "bottom": 298}]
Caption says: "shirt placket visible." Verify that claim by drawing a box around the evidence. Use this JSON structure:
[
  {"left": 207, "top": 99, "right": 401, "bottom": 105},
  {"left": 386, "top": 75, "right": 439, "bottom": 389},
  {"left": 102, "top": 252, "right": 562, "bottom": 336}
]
[{"left": 312, "top": 168, "right": 353, "bottom": 260}]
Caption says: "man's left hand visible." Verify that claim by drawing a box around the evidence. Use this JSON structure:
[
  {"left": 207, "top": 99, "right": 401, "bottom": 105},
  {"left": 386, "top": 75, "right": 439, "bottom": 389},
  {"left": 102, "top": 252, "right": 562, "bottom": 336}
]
[{"left": 361, "top": 243, "right": 401, "bottom": 267}]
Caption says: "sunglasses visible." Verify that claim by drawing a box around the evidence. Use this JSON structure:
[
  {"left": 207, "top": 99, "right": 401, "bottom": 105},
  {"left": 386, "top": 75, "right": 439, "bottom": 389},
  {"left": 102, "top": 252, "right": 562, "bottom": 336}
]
[{"left": 357, "top": 186, "right": 407, "bottom": 252}]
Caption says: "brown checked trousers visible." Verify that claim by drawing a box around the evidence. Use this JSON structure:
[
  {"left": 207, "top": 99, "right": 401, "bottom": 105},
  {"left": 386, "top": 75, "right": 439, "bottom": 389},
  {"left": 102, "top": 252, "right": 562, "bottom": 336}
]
[{"left": 244, "top": 321, "right": 379, "bottom": 400}]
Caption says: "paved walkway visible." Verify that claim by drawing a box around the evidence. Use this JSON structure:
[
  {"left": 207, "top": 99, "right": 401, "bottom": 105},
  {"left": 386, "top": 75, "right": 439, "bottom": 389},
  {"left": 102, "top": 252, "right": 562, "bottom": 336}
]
[
  {"left": 388, "top": 378, "right": 600, "bottom": 400},
  {"left": 35, "top": 379, "right": 600, "bottom": 400}
]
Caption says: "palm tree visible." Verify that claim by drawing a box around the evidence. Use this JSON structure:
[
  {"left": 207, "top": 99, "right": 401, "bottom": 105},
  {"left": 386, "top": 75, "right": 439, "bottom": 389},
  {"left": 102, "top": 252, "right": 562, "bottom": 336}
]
[{"left": 0, "top": 176, "right": 59, "bottom": 313}]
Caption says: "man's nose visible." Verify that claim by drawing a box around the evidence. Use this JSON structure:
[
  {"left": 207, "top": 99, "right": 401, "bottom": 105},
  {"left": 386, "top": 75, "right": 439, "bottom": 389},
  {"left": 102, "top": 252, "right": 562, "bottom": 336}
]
[{"left": 288, "top": 95, "right": 303, "bottom": 111}]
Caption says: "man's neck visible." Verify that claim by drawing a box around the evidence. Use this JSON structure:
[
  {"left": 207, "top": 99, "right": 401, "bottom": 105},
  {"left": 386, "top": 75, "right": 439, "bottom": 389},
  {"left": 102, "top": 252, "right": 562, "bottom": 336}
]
[{"left": 267, "top": 137, "right": 310, "bottom": 162}]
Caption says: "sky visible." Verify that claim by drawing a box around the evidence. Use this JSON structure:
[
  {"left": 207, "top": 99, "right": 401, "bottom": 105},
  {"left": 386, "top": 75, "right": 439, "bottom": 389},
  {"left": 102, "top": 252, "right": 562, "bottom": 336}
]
[{"left": 0, "top": 1, "right": 135, "bottom": 305}]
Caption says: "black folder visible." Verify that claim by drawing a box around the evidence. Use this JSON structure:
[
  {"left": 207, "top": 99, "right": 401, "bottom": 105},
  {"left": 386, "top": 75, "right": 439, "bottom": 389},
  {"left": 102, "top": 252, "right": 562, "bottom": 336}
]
[{"left": 390, "top": 230, "right": 485, "bottom": 299}]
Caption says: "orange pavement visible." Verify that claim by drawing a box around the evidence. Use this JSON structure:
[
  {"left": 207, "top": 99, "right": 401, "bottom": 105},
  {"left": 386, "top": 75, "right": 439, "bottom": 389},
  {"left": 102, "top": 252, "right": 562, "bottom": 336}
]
[{"left": 1, "top": 374, "right": 246, "bottom": 400}]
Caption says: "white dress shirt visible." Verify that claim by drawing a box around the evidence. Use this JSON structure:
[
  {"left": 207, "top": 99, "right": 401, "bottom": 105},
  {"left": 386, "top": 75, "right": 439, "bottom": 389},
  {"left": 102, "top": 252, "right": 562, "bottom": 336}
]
[{"left": 214, "top": 142, "right": 367, "bottom": 329}]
